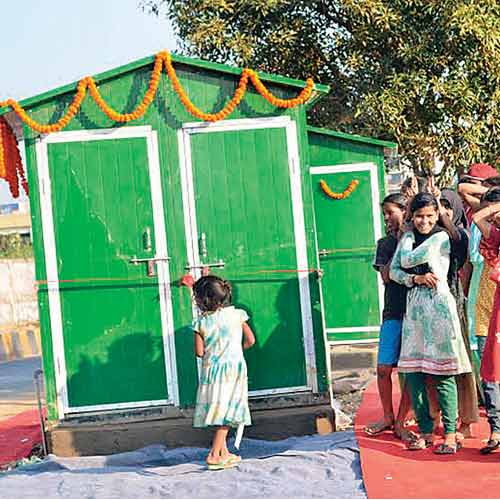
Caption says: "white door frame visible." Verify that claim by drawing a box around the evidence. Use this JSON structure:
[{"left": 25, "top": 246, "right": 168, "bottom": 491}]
[
  {"left": 178, "top": 116, "right": 318, "bottom": 394},
  {"left": 35, "top": 125, "right": 179, "bottom": 418},
  {"left": 310, "top": 162, "right": 384, "bottom": 346}
]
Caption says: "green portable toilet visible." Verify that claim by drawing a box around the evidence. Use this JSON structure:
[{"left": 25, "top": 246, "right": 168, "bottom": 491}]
[
  {"left": 0, "top": 51, "right": 393, "bottom": 453},
  {"left": 307, "top": 126, "right": 396, "bottom": 345}
]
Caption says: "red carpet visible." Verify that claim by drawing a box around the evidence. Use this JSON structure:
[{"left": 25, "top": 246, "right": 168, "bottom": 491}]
[
  {"left": 0, "top": 409, "right": 42, "bottom": 467},
  {"left": 355, "top": 377, "right": 500, "bottom": 499}
]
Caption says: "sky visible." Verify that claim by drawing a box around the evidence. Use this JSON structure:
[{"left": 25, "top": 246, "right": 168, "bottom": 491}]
[{"left": 0, "top": 0, "right": 177, "bottom": 204}]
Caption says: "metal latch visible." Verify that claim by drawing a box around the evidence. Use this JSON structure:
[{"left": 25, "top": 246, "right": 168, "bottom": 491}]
[
  {"left": 184, "top": 260, "right": 225, "bottom": 271},
  {"left": 129, "top": 256, "right": 170, "bottom": 277}
]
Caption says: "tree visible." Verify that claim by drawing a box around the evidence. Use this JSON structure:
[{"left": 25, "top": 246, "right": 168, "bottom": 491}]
[{"left": 142, "top": 0, "right": 500, "bottom": 180}]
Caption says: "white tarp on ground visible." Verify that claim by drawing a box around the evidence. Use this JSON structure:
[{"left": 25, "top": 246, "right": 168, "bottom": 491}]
[{"left": 0, "top": 431, "right": 366, "bottom": 499}]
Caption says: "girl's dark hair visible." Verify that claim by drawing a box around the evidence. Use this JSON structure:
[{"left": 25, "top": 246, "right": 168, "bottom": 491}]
[
  {"left": 440, "top": 198, "right": 452, "bottom": 210},
  {"left": 409, "top": 192, "right": 439, "bottom": 214},
  {"left": 481, "top": 187, "right": 500, "bottom": 203},
  {"left": 382, "top": 193, "right": 406, "bottom": 210},
  {"left": 483, "top": 176, "right": 500, "bottom": 188},
  {"left": 193, "top": 275, "right": 232, "bottom": 312}
]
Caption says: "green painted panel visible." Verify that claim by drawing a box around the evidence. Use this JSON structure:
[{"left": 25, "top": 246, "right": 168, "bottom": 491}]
[
  {"left": 48, "top": 138, "right": 169, "bottom": 407},
  {"left": 190, "top": 127, "right": 308, "bottom": 391},
  {"left": 312, "top": 171, "right": 381, "bottom": 341}
]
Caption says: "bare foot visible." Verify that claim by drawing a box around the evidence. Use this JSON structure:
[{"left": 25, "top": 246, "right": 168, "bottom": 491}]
[
  {"left": 364, "top": 419, "right": 394, "bottom": 436},
  {"left": 458, "top": 424, "right": 473, "bottom": 439},
  {"left": 206, "top": 452, "right": 223, "bottom": 465}
]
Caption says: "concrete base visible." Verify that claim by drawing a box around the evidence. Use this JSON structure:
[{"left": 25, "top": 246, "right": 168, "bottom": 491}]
[{"left": 47, "top": 404, "right": 335, "bottom": 457}]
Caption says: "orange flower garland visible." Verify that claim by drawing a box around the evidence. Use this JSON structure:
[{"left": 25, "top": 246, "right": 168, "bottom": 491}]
[
  {"left": 0, "top": 122, "right": 5, "bottom": 180},
  {"left": 0, "top": 50, "right": 315, "bottom": 133},
  {"left": 163, "top": 51, "right": 251, "bottom": 121},
  {"left": 319, "top": 179, "right": 359, "bottom": 200},
  {"left": 0, "top": 118, "right": 29, "bottom": 198},
  {"left": 246, "top": 69, "right": 314, "bottom": 108},
  {"left": 0, "top": 50, "right": 316, "bottom": 197}
]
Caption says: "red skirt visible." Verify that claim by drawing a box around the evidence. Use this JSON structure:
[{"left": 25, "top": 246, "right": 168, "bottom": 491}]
[{"left": 481, "top": 282, "right": 500, "bottom": 382}]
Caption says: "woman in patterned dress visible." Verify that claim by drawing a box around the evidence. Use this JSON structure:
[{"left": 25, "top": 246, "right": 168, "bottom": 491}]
[
  {"left": 192, "top": 275, "right": 255, "bottom": 470},
  {"left": 390, "top": 192, "right": 472, "bottom": 454},
  {"left": 471, "top": 189, "right": 500, "bottom": 454}
]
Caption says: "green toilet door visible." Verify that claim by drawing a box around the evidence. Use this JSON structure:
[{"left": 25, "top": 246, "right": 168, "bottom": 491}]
[
  {"left": 37, "top": 127, "right": 177, "bottom": 415},
  {"left": 310, "top": 163, "right": 383, "bottom": 343},
  {"left": 179, "top": 117, "right": 317, "bottom": 395}
]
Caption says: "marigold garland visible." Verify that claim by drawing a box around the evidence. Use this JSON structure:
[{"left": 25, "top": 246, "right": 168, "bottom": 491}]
[
  {"left": 0, "top": 50, "right": 315, "bottom": 133},
  {"left": 319, "top": 179, "right": 359, "bottom": 200},
  {"left": 0, "top": 50, "right": 315, "bottom": 197},
  {"left": 0, "top": 117, "right": 29, "bottom": 198}
]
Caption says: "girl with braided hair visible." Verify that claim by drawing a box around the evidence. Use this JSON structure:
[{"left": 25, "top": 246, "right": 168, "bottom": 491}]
[{"left": 192, "top": 275, "right": 255, "bottom": 469}]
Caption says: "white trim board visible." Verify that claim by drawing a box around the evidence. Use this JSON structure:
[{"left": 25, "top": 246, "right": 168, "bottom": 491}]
[
  {"left": 179, "top": 116, "right": 318, "bottom": 395},
  {"left": 182, "top": 116, "right": 291, "bottom": 133},
  {"left": 35, "top": 125, "right": 178, "bottom": 418},
  {"left": 326, "top": 327, "right": 380, "bottom": 334},
  {"left": 65, "top": 399, "right": 170, "bottom": 414}
]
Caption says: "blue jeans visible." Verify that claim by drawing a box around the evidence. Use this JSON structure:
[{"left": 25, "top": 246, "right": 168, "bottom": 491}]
[
  {"left": 482, "top": 380, "right": 500, "bottom": 434},
  {"left": 477, "top": 336, "right": 487, "bottom": 360}
]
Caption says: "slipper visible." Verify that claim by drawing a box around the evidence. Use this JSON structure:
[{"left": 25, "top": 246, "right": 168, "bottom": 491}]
[
  {"left": 207, "top": 457, "right": 239, "bottom": 471},
  {"left": 480, "top": 439, "right": 500, "bottom": 455},
  {"left": 364, "top": 421, "right": 394, "bottom": 436},
  {"left": 433, "top": 442, "right": 460, "bottom": 455},
  {"left": 226, "top": 453, "right": 242, "bottom": 464},
  {"left": 407, "top": 437, "right": 432, "bottom": 451}
]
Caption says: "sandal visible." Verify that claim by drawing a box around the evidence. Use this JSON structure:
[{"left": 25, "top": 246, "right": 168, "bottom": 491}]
[
  {"left": 364, "top": 420, "right": 394, "bottom": 436},
  {"left": 407, "top": 436, "right": 433, "bottom": 451},
  {"left": 433, "top": 442, "right": 461, "bottom": 455},
  {"left": 207, "top": 457, "right": 238, "bottom": 471},
  {"left": 480, "top": 439, "right": 500, "bottom": 455},
  {"left": 226, "top": 453, "right": 242, "bottom": 463}
]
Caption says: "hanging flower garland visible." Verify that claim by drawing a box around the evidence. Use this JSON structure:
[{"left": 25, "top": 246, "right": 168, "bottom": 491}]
[
  {"left": 0, "top": 50, "right": 315, "bottom": 197},
  {"left": 0, "top": 118, "right": 29, "bottom": 198},
  {"left": 319, "top": 179, "right": 359, "bottom": 200},
  {"left": 0, "top": 50, "right": 315, "bottom": 133}
]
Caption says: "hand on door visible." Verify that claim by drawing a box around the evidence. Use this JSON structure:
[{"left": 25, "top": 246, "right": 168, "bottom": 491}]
[{"left": 180, "top": 273, "right": 195, "bottom": 288}]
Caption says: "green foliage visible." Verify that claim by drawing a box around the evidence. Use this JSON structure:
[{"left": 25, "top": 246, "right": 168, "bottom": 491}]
[
  {"left": 142, "top": 0, "right": 500, "bottom": 180},
  {"left": 0, "top": 234, "right": 33, "bottom": 259}
]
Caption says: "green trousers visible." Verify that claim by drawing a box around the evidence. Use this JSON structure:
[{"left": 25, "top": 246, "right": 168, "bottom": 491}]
[{"left": 405, "top": 372, "right": 457, "bottom": 435}]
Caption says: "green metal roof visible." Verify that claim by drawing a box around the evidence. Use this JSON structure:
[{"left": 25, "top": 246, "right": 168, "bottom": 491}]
[
  {"left": 307, "top": 125, "right": 397, "bottom": 149},
  {"left": 0, "top": 52, "right": 330, "bottom": 117}
]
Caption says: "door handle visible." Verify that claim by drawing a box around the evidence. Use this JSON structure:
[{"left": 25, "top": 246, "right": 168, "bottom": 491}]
[
  {"left": 129, "top": 256, "right": 171, "bottom": 265},
  {"left": 199, "top": 232, "right": 208, "bottom": 259},
  {"left": 143, "top": 227, "right": 152, "bottom": 252},
  {"left": 319, "top": 246, "right": 375, "bottom": 258},
  {"left": 184, "top": 260, "right": 225, "bottom": 271},
  {"left": 129, "top": 256, "right": 171, "bottom": 278}
]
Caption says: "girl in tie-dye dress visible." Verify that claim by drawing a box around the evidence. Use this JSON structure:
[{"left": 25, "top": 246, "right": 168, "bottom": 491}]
[{"left": 192, "top": 275, "right": 255, "bottom": 470}]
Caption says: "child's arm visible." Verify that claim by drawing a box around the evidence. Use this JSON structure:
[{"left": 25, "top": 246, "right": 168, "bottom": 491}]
[
  {"left": 471, "top": 203, "right": 500, "bottom": 239},
  {"left": 242, "top": 322, "right": 255, "bottom": 350},
  {"left": 194, "top": 331, "right": 205, "bottom": 357},
  {"left": 373, "top": 238, "right": 392, "bottom": 284},
  {"left": 458, "top": 182, "right": 488, "bottom": 199},
  {"left": 457, "top": 183, "right": 487, "bottom": 211}
]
